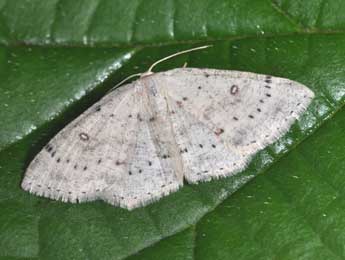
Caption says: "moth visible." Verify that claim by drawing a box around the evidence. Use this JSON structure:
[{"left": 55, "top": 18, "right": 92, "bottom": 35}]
[{"left": 22, "top": 46, "right": 314, "bottom": 210}]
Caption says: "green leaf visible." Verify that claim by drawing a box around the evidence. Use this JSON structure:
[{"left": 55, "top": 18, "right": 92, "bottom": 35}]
[{"left": 0, "top": 1, "right": 344, "bottom": 259}]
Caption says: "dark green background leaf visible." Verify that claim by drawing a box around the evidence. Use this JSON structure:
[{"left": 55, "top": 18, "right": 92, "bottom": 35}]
[{"left": 0, "top": 1, "right": 344, "bottom": 259}]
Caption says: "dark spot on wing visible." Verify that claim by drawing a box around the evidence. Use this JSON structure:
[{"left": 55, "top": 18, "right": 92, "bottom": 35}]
[
  {"left": 199, "top": 144, "right": 203, "bottom": 148},
  {"left": 97, "top": 159, "right": 102, "bottom": 164},
  {"left": 233, "top": 116, "right": 239, "bottom": 121},
  {"left": 79, "top": 132, "right": 89, "bottom": 141},
  {"left": 198, "top": 86, "right": 202, "bottom": 90},
  {"left": 128, "top": 171, "right": 132, "bottom": 175},
  {"left": 95, "top": 105, "right": 101, "bottom": 112},
  {"left": 149, "top": 117, "right": 155, "bottom": 122},
  {"left": 260, "top": 99, "right": 264, "bottom": 103},
  {"left": 128, "top": 114, "right": 132, "bottom": 118},
  {"left": 264, "top": 85, "right": 271, "bottom": 89},
  {"left": 137, "top": 113, "right": 143, "bottom": 122},
  {"left": 182, "top": 97, "right": 188, "bottom": 101},
  {"left": 56, "top": 158, "right": 61, "bottom": 163},
  {"left": 257, "top": 108, "right": 261, "bottom": 112},
  {"left": 248, "top": 115, "right": 254, "bottom": 119},
  {"left": 266, "top": 93, "right": 271, "bottom": 97},
  {"left": 265, "top": 76, "right": 272, "bottom": 83},
  {"left": 115, "top": 160, "right": 121, "bottom": 166},
  {"left": 45, "top": 144, "right": 53, "bottom": 153},
  {"left": 214, "top": 128, "right": 224, "bottom": 136},
  {"left": 212, "top": 144, "right": 216, "bottom": 148},
  {"left": 176, "top": 101, "right": 183, "bottom": 108},
  {"left": 83, "top": 166, "right": 87, "bottom": 171},
  {"left": 148, "top": 161, "right": 152, "bottom": 166},
  {"left": 230, "top": 85, "right": 239, "bottom": 95}
]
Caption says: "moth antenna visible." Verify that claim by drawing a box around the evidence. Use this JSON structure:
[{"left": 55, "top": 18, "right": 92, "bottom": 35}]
[
  {"left": 109, "top": 45, "right": 212, "bottom": 91},
  {"left": 144, "top": 45, "right": 212, "bottom": 75},
  {"left": 107, "top": 73, "right": 143, "bottom": 93}
]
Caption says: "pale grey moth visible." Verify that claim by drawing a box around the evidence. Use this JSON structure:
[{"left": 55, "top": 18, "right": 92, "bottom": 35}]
[{"left": 21, "top": 46, "right": 314, "bottom": 210}]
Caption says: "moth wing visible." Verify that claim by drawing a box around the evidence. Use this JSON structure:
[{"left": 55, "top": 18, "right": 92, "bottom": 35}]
[
  {"left": 22, "top": 82, "right": 181, "bottom": 210},
  {"left": 153, "top": 68, "right": 314, "bottom": 182}
]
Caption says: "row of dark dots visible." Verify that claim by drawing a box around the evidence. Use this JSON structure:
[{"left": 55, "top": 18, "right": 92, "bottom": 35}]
[
  {"left": 195, "top": 163, "right": 238, "bottom": 176},
  {"left": 118, "top": 113, "right": 157, "bottom": 122},
  {"left": 54, "top": 155, "right": 155, "bottom": 177},
  {"left": 229, "top": 76, "right": 274, "bottom": 145},
  {"left": 46, "top": 143, "right": 91, "bottom": 170},
  {"left": 246, "top": 74, "right": 301, "bottom": 145},
  {"left": 53, "top": 155, "right": 107, "bottom": 173},
  {"left": 231, "top": 75, "right": 273, "bottom": 122},
  {"left": 32, "top": 182, "right": 173, "bottom": 200},
  {"left": 179, "top": 142, "right": 218, "bottom": 154},
  {"left": 110, "top": 113, "right": 155, "bottom": 122},
  {"left": 32, "top": 182, "right": 103, "bottom": 196},
  {"left": 248, "top": 76, "right": 273, "bottom": 144},
  {"left": 127, "top": 159, "right": 155, "bottom": 176},
  {"left": 31, "top": 174, "right": 174, "bottom": 200},
  {"left": 45, "top": 144, "right": 57, "bottom": 158},
  {"left": 125, "top": 143, "right": 221, "bottom": 177},
  {"left": 33, "top": 180, "right": 170, "bottom": 199},
  {"left": 112, "top": 181, "right": 175, "bottom": 200}
]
